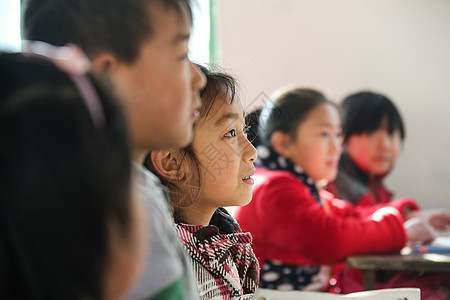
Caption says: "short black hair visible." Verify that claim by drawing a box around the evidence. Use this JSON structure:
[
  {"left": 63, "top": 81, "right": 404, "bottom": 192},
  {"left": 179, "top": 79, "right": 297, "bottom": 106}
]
[
  {"left": 22, "top": 0, "right": 193, "bottom": 63},
  {"left": 0, "top": 53, "right": 132, "bottom": 299},
  {"left": 341, "top": 91, "right": 405, "bottom": 143}
]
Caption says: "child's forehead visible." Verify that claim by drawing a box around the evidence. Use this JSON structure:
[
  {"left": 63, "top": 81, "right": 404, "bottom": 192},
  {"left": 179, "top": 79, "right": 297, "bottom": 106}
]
[
  {"left": 147, "top": 0, "right": 192, "bottom": 33},
  {"left": 297, "top": 103, "right": 340, "bottom": 127},
  {"left": 214, "top": 95, "right": 243, "bottom": 114},
  {"left": 361, "top": 115, "right": 400, "bottom": 132},
  {"left": 201, "top": 96, "right": 244, "bottom": 126}
]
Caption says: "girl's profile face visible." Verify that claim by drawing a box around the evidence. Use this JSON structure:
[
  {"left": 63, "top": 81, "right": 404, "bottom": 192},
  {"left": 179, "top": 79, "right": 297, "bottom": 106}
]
[
  {"left": 345, "top": 118, "right": 402, "bottom": 176},
  {"left": 283, "top": 103, "right": 342, "bottom": 182},
  {"left": 186, "top": 95, "right": 258, "bottom": 214}
]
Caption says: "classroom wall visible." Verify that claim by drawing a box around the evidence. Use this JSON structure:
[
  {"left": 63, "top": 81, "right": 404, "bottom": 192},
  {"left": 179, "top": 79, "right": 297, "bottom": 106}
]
[{"left": 216, "top": 0, "right": 450, "bottom": 209}]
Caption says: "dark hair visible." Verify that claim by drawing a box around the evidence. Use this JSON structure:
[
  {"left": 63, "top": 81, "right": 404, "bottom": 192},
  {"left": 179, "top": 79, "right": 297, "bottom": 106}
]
[
  {"left": 0, "top": 53, "right": 132, "bottom": 299},
  {"left": 341, "top": 91, "right": 405, "bottom": 143},
  {"left": 144, "top": 65, "right": 238, "bottom": 211},
  {"left": 22, "top": 0, "right": 192, "bottom": 63},
  {"left": 245, "top": 107, "right": 262, "bottom": 148},
  {"left": 259, "top": 87, "right": 334, "bottom": 147}
]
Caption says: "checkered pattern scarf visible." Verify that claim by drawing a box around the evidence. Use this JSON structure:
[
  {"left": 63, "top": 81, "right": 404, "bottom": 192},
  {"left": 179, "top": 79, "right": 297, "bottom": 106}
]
[{"left": 175, "top": 208, "right": 260, "bottom": 299}]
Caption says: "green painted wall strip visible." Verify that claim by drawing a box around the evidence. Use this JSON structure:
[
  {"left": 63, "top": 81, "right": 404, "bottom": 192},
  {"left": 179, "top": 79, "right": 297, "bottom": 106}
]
[{"left": 208, "top": 0, "right": 217, "bottom": 64}]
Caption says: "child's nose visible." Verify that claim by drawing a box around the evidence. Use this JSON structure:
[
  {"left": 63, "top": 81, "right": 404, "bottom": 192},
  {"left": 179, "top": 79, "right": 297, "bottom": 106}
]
[
  {"left": 191, "top": 62, "right": 206, "bottom": 91},
  {"left": 376, "top": 132, "right": 392, "bottom": 150},
  {"left": 244, "top": 139, "right": 258, "bottom": 162},
  {"left": 330, "top": 136, "right": 342, "bottom": 154}
]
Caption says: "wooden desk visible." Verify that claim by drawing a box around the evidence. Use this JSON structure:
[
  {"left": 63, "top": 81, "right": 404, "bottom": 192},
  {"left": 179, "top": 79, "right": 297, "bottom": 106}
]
[{"left": 347, "top": 253, "right": 450, "bottom": 290}]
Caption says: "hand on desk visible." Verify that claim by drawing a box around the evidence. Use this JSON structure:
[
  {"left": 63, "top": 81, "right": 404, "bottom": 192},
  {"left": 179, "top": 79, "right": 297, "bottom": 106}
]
[
  {"left": 404, "top": 209, "right": 450, "bottom": 233},
  {"left": 404, "top": 217, "right": 435, "bottom": 245},
  {"left": 428, "top": 213, "right": 450, "bottom": 231}
]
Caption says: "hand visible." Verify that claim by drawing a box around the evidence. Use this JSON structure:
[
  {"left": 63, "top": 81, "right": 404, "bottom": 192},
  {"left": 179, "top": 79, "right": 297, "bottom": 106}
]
[
  {"left": 404, "top": 217, "right": 435, "bottom": 245},
  {"left": 428, "top": 213, "right": 450, "bottom": 231}
]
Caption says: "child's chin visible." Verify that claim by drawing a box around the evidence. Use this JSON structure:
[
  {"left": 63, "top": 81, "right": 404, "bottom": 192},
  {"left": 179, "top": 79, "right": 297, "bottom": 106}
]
[
  {"left": 325, "top": 170, "right": 338, "bottom": 182},
  {"left": 235, "top": 195, "right": 252, "bottom": 207},
  {"left": 176, "top": 129, "right": 194, "bottom": 148},
  {"left": 242, "top": 195, "right": 253, "bottom": 206}
]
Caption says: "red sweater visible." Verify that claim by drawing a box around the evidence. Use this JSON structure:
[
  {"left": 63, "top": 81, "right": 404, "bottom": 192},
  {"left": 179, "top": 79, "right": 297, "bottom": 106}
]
[{"left": 235, "top": 168, "right": 419, "bottom": 268}]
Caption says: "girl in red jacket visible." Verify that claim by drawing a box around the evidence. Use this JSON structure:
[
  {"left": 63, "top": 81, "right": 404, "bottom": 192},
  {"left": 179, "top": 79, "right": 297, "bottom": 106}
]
[{"left": 234, "top": 87, "right": 433, "bottom": 292}]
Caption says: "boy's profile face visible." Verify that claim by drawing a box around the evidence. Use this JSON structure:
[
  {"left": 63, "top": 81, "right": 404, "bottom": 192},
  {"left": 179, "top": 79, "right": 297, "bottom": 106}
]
[{"left": 104, "top": 1, "right": 206, "bottom": 160}]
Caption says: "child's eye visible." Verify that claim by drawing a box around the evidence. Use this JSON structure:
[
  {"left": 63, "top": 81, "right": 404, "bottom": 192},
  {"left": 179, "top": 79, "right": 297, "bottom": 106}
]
[
  {"left": 320, "top": 132, "right": 329, "bottom": 137},
  {"left": 390, "top": 130, "right": 401, "bottom": 138},
  {"left": 367, "top": 131, "right": 376, "bottom": 138},
  {"left": 179, "top": 53, "right": 189, "bottom": 61},
  {"left": 224, "top": 129, "right": 237, "bottom": 137}
]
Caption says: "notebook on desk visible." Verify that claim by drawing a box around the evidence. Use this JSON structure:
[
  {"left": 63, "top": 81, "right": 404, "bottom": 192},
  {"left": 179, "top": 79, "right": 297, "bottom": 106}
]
[
  {"left": 253, "top": 288, "right": 420, "bottom": 300},
  {"left": 412, "top": 236, "right": 450, "bottom": 254},
  {"left": 403, "top": 209, "right": 450, "bottom": 254}
]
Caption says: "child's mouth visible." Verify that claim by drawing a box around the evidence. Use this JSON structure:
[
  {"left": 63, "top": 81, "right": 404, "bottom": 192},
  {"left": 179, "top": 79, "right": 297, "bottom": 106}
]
[{"left": 242, "top": 175, "right": 254, "bottom": 185}]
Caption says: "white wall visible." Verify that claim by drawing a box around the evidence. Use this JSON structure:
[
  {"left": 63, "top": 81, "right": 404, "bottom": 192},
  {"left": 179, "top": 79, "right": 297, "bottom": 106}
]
[
  {"left": 216, "top": 0, "right": 450, "bottom": 209},
  {"left": 0, "top": 0, "right": 21, "bottom": 51}
]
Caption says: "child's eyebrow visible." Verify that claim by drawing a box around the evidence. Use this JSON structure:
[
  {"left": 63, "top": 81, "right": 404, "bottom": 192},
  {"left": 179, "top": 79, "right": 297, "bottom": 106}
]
[
  {"left": 172, "top": 32, "right": 190, "bottom": 44},
  {"left": 317, "top": 122, "right": 341, "bottom": 129},
  {"left": 215, "top": 113, "right": 240, "bottom": 127}
]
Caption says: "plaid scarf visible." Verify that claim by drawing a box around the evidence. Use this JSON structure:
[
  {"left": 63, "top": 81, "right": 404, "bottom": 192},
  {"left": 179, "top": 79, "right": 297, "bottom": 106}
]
[{"left": 175, "top": 208, "right": 259, "bottom": 299}]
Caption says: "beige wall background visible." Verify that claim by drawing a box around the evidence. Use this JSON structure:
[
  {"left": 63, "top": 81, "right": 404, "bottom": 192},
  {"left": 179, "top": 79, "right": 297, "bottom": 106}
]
[{"left": 215, "top": 0, "right": 450, "bottom": 209}]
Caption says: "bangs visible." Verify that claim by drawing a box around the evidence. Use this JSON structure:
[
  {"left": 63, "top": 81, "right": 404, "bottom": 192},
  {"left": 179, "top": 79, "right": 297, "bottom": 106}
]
[{"left": 341, "top": 91, "right": 405, "bottom": 142}]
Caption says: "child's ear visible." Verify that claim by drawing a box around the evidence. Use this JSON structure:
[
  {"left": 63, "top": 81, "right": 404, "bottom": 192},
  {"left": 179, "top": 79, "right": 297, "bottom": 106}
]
[
  {"left": 271, "top": 131, "right": 292, "bottom": 158},
  {"left": 150, "top": 151, "right": 186, "bottom": 181},
  {"left": 90, "top": 52, "right": 117, "bottom": 77}
]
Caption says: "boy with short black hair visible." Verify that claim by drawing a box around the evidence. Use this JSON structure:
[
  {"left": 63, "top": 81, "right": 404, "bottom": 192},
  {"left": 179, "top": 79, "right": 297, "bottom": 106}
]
[{"left": 23, "top": 0, "right": 206, "bottom": 298}]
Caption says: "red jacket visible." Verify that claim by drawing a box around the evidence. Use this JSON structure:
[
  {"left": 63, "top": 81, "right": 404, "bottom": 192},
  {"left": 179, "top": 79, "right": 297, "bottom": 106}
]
[{"left": 235, "top": 168, "right": 419, "bottom": 268}]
